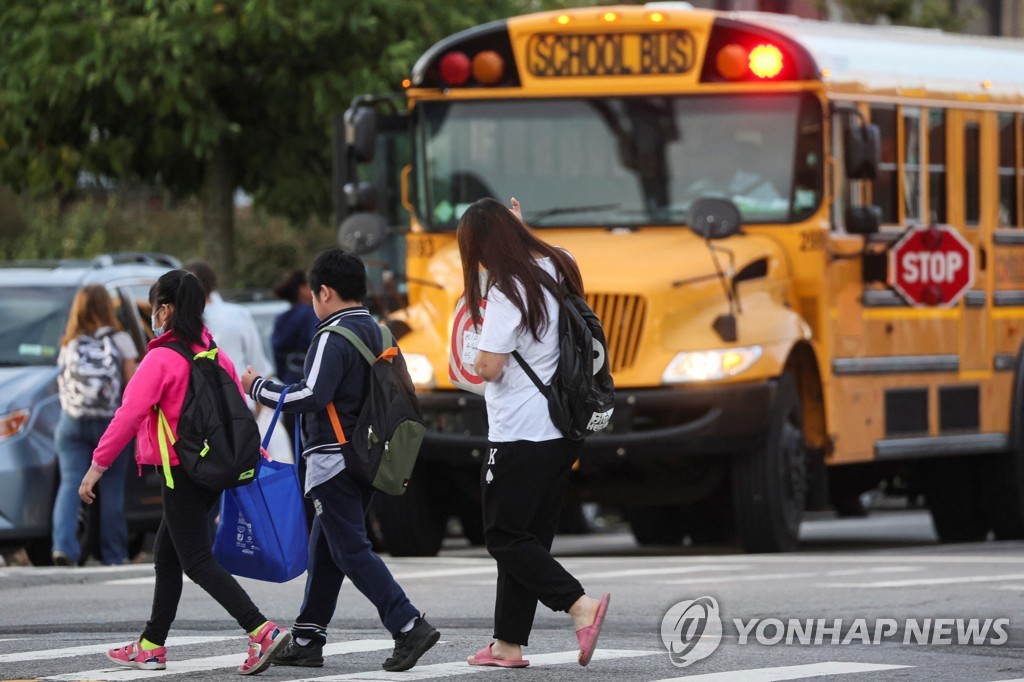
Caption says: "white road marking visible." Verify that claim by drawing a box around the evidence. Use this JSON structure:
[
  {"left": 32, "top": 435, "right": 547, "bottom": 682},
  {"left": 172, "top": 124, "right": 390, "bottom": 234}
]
[
  {"left": 824, "top": 573, "right": 1024, "bottom": 588},
  {"left": 823, "top": 567, "right": 918, "bottom": 576},
  {"left": 388, "top": 567, "right": 495, "bottom": 580},
  {"left": 573, "top": 565, "right": 750, "bottom": 580},
  {"left": 0, "top": 564, "right": 153, "bottom": 577},
  {"left": 279, "top": 648, "right": 659, "bottom": 681},
  {"left": 40, "top": 639, "right": 394, "bottom": 680},
  {"left": 653, "top": 661, "right": 912, "bottom": 681},
  {"left": 103, "top": 576, "right": 194, "bottom": 586},
  {"left": 0, "top": 636, "right": 232, "bottom": 664},
  {"left": 660, "top": 572, "right": 817, "bottom": 585}
]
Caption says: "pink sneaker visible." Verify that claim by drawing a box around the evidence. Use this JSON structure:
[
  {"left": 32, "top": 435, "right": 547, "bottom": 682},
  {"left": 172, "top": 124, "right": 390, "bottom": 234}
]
[
  {"left": 239, "top": 621, "right": 291, "bottom": 675},
  {"left": 107, "top": 640, "right": 167, "bottom": 670}
]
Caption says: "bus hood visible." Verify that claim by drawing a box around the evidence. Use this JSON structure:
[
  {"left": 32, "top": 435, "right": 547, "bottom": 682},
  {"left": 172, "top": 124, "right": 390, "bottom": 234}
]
[{"left": 421, "top": 228, "right": 787, "bottom": 295}]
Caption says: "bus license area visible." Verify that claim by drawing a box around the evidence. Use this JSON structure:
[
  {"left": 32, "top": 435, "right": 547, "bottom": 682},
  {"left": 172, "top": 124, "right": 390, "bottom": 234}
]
[{"left": 526, "top": 31, "right": 696, "bottom": 78}]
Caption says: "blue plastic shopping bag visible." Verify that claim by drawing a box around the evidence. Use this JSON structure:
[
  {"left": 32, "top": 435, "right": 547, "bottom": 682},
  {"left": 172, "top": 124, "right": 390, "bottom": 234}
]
[{"left": 213, "top": 388, "right": 307, "bottom": 582}]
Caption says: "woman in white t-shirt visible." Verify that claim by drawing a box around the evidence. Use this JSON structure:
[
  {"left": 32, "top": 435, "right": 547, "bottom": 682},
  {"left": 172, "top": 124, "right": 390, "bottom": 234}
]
[{"left": 457, "top": 197, "right": 610, "bottom": 669}]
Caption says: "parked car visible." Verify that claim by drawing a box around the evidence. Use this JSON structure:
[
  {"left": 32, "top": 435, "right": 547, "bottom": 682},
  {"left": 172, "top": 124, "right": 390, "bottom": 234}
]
[{"left": 0, "top": 253, "right": 178, "bottom": 565}]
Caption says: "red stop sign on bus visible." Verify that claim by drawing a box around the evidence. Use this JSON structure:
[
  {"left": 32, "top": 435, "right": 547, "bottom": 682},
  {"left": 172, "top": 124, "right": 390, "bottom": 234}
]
[{"left": 888, "top": 225, "right": 975, "bottom": 307}]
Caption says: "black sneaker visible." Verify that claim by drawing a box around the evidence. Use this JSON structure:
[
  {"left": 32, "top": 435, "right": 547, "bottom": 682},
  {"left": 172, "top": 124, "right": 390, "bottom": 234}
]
[
  {"left": 272, "top": 640, "right": 324, "bottom": 667},
  {"left": 382, "top": 616, "right": 440, "bottom": 672}
]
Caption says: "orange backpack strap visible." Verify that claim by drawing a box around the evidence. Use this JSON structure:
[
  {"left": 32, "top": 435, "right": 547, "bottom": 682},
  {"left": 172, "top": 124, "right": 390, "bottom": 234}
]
[{"left": 326, "top": 402, "right": 347, "bottom": 445}]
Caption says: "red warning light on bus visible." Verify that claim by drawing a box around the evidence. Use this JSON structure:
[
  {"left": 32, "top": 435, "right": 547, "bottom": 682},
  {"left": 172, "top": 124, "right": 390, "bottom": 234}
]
[{"left": 439, "top": 52, "right": 471, "bottom": 86}]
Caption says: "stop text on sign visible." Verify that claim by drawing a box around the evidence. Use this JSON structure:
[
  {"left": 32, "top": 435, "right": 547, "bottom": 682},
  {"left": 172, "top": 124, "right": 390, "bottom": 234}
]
[
  {"left": 899, "top": 252, "right": 964, "bottom": 285},
  {"left": 888, "top": 225, "right": 975, "bottom": 307}
]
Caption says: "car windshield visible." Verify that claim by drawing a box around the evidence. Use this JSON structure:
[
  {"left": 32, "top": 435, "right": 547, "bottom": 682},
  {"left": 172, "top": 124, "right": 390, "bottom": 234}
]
[
  {"left": 0, "top": 286, "right": 76, "bottom": 366},
  {"left": 418, "top": 93, "right": 822, "bottom": 229}
]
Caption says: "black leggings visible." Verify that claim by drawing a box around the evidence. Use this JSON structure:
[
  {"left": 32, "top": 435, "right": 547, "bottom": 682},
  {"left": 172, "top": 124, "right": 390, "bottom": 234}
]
[{"left": 141, "top": 467, "right": 266, "bottom": 645}]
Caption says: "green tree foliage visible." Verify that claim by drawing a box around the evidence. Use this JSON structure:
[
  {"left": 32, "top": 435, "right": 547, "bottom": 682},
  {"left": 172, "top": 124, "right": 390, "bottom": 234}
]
[
  {"left": 0, "top": 1, "right": 568, "bottom": 284},
  {"left": 829, "top": 0, "right": 971, "bottom": 31}
]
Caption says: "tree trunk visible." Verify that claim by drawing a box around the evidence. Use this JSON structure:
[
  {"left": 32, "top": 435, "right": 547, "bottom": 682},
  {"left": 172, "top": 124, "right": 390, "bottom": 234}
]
[{"left": 201, "top": 144, "right": 236, "bottom": 289}]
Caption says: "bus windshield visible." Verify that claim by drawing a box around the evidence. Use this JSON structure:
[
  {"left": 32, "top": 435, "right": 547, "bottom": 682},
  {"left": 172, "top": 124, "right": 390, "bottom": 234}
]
[{"left": 419, "top": 93, "right": 822, "bottom": 229}]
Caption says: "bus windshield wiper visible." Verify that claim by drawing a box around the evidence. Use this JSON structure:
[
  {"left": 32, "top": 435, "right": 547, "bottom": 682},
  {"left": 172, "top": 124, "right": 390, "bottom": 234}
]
[{"left": 528, "top": 203, "right": 621, "bottom": 225}]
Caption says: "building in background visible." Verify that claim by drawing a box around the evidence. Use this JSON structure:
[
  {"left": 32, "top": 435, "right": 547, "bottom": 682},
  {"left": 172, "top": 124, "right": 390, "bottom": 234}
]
[{"left": 684, "top": 0, "right": 1022, "bottom": 37}]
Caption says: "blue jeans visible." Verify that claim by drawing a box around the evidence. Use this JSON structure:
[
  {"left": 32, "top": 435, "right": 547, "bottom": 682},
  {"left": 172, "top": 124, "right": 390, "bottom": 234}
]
[
  {"left": 291, "top": 470, "right": 419, "bottom": 643},
  {"left": 53, "top": 414, "right": 130, "bottom": 565}
]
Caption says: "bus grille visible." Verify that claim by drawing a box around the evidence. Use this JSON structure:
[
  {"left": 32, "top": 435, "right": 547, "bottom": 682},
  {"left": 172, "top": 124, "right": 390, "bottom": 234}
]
[{"left": 585, "top": 293, "right": 646, "bottom": 373}]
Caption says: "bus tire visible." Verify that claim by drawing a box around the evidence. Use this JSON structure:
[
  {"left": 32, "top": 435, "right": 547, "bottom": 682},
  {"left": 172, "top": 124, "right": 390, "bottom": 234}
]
[
  {"left": 732, "top": 373, "right": 807, "bottom": 553},
  {"left": 625, "top": 505, "right": 685, "bottom": 545},
  {"left": 920, "top": 458, "right": 987, "bottom": 543},
  {"left": 372, "top": 482, "right": 446, "bottom": 557}
]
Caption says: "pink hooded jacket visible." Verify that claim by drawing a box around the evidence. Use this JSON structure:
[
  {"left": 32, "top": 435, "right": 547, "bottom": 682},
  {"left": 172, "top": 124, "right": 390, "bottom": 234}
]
[{"left": 91, "top": 329, "right": 244, "bottom": 471}]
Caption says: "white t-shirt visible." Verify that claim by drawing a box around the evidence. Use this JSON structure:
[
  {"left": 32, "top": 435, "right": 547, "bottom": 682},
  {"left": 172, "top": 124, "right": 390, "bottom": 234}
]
[{"left": 477, "top": 257, "right": 563, "bottom": 443}]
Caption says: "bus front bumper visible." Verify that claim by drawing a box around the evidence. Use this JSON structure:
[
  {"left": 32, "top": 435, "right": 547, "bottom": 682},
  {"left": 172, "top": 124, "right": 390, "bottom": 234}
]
[{"left": 417, "top": 380, "right": 776, "bottom": 465}]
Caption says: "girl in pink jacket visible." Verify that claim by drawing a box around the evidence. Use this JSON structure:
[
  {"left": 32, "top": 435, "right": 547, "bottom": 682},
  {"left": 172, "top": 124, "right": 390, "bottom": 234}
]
[{"left": 78, "top": 269, "right": 289, "bottom": 675}]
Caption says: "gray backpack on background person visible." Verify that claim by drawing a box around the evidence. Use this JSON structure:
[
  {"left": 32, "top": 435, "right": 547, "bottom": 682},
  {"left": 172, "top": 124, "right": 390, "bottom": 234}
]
[{"left": 60, "top": 330, "right": 123, "bottom": 417}]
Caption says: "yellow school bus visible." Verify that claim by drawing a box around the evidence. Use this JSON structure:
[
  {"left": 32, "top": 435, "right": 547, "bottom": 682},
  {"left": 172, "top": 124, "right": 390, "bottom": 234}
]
[{"left": 336, "top": 5, "right": 1024, "bottom": 555}]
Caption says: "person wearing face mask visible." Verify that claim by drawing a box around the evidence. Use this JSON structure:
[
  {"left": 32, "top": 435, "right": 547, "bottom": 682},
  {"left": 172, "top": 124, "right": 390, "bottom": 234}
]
[{"left": 79, "top": 270, "right": 290, "bottom": 675}]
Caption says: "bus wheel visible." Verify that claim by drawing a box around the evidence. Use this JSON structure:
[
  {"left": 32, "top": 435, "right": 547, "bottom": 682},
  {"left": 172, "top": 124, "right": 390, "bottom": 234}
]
[
  {"left": 732, "top": 373, "right": 807, "bottom": 553},
  {"left": 625, "top": 505, "right": 684, "bottom": 545},
  {"left": 981, "top": 449, "right": 1024, "bottom": 540},
  {"left": 920, "top": 458, "right": 987, "bottom": 543},
  {"left": 372, "top": 482, "right": 446, "bottom": 557}
]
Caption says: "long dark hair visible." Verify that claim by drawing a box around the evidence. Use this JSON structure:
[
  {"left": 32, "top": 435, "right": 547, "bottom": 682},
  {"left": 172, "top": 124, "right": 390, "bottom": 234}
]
[
  {"left": 457, "top": 197, "right": 583, "bottom": 341},
  {"left": 150, "top": 269, "right": 206, "bottom": 348}
]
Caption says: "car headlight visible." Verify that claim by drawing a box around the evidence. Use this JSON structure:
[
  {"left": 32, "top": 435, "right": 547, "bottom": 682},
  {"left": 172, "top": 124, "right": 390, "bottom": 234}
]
[
  {"left": 0, "top": 409, "right": 29, "bottom": 440},
  {"left": 404, "top": 353, "right": 436, "bottom": 388},
  {"left": 662, "top": 346, "right": 763, "bottom": 384}
]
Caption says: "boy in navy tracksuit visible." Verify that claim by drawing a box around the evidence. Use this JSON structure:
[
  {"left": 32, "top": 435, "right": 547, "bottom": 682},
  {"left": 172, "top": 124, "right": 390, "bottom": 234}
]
[{"left": 241, "top": 249, "right": 439, "bottom": 671}]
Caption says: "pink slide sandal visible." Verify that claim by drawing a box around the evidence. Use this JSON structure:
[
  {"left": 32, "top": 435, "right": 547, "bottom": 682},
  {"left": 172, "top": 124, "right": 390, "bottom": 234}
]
[
  {"left": 467, "top": 643, "right": 530, "bottom": 668},
  {"left": 576, "top": 593, "right": 611, "bottom": 666}
]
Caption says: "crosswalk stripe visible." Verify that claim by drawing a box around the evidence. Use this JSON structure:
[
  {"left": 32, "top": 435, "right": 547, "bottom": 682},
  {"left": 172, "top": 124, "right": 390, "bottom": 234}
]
[
  {"left": 824, "top": 573, "right": 1024, "bottom": 588},
  {"left": 0, "top": 637, "right": 232, "bottom": 664},
  {"left": 652, "top": 661, "right": 911, "bottom": 681},
  {"left": 573, "top": 565, "right": 750, "bottom": 580},
  {"left": 279, "top": 648, "right": 659, "bottom": 681},
  {"left": 40, "top": 640, "right": 394, "bottom": 680}
]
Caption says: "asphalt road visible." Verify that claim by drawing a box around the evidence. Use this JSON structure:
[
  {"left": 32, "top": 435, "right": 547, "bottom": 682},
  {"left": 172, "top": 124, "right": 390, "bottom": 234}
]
[{"left": 2, "top": 509, "right": 1023, "bottom": 681}]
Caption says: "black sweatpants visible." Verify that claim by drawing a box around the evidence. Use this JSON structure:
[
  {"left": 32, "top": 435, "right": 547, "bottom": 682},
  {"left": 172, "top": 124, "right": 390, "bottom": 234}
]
[
  {"left": 481, "top": 437, "right": 586, "bottom": 646},
  {"left": 141, "top": 466, "right": 266, "bottom": 645}
]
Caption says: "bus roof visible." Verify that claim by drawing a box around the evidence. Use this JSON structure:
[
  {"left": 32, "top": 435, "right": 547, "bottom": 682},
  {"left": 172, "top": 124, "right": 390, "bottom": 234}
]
[{"left": 734, "top": 11, "right": 1024, "bottom": 99}]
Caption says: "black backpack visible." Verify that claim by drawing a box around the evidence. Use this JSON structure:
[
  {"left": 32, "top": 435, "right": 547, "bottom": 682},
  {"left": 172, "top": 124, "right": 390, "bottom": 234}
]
[
  {"left": 319, "top": 324, "right": 426, "bottom": 495},
  {"left": 155, "top": 341, "right": 262, "bottom": 491},
  {"left": 513, "top": 274, "right": 616, "bottom": 441}
]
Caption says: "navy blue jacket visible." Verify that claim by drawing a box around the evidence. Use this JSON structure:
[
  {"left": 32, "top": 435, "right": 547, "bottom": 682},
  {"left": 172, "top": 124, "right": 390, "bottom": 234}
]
[{"left": 250, "top": 307, "right": 382, "bottom": 458}]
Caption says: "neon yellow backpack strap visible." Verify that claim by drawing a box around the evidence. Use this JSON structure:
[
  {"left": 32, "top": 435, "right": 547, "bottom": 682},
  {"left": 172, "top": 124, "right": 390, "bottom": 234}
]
[
  {"left": 156, "top": 408, "right": 177, "bottom": 489},
  {"left": 194, "top": 347, "right": 218, "bottom": 361}
]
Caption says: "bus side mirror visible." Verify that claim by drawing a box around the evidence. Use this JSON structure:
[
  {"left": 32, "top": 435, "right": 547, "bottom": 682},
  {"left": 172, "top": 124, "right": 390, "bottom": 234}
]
[
  {"left": 338, "top": 212, "right": 388, "bottom": 255},
  {"left": 346, "top": 107, "right": 378, "bottom": 164},
  {"left": 689, "top": 197, "right": 742, "bottom": 240},
  {"left": 344, "top": 182, "right": 378, "bottom": 212},
  {"left": 844, "top": 123, "right": 880, "bottom": 180},
  {"left": 845, "top": 206, "right": 881, "bottom": 235}
]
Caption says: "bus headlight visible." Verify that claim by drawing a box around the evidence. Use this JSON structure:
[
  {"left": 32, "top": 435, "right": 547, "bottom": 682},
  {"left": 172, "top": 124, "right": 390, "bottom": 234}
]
[
  {"left": 404, "top": 354, "right": 436, "bottom": 388},
  {"left": 662, "top": 346, "right": 763, "bottom": 384}
]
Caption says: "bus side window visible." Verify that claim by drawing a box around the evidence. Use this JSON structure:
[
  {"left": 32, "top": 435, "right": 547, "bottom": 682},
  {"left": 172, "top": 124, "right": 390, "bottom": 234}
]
[
  {"left": 999, "top": 112, "right": 1020, "bottom": 227},
  {"left": 870, "top": 105, "right": 898, "bottom": 225},
  {"left": 902, "top": 107, "right": 924, "bottom": 224},
  {"left": 965, "top": 121, "right": 981, "bottom": 227},
  {"left": 928, "top": 109, "right": 947, "bottom": 224}
]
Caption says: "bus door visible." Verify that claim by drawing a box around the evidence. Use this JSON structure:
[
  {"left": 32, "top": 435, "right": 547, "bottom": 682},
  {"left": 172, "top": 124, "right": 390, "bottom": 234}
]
[{"left": 949, "top": 109, "right": 992, "bottom": 375}]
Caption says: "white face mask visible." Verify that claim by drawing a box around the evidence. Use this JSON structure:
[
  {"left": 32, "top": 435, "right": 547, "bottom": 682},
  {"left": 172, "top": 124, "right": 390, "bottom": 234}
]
[{"left": 151, "top": 306, "right": 165, "bottom": 337}]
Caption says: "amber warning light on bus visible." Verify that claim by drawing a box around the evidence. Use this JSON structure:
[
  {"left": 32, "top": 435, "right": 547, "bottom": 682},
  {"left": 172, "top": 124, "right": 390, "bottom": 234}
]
[{"left": 699, "top": 19, "right": 817, "bottom": 83}]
